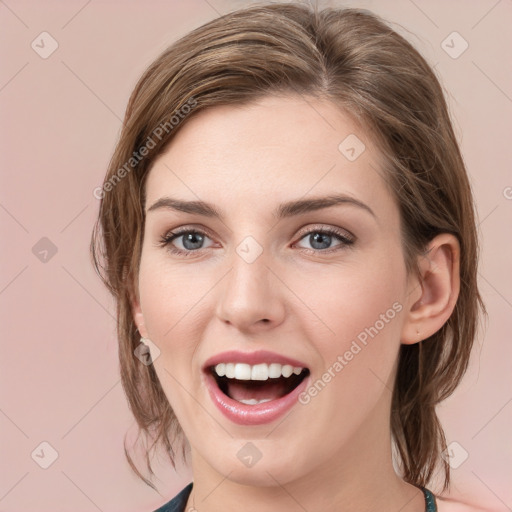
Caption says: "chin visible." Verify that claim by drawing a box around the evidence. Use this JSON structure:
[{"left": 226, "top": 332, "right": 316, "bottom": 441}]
[{"left": 197, "top": 441, "right": 308, "bottom": 488}]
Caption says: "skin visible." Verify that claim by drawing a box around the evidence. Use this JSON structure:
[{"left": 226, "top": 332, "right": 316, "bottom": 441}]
[{"left": 132, "top": 94, "right": 460, "bottom": 512}]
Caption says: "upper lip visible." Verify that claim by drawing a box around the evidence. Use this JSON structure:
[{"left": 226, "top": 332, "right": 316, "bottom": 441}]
[{"left": 203, "top": 350, "right": 308, "bottom": 371}]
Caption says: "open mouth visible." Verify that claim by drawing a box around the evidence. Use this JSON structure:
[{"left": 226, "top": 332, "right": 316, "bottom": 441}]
[{"left": 209, "top": 363, "right": 310, "bottom": 405}]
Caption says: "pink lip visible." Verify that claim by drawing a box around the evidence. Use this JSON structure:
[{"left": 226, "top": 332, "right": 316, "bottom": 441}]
[
  {"left": 202, "top": 350, "right": 310, "bottom": 426},
  {"left": 204, "top": 372, "right": 310, "bottom": 426},
  {"left": 202, "top": 350, "right": 308, "bottom": 371}
]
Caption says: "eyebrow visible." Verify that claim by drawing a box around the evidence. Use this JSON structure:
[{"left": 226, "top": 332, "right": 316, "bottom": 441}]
[{"left": 146, "top": 193, "right": 376, "bottom": 219}]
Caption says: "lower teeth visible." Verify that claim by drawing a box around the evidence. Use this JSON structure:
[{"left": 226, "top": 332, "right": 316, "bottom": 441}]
[{"left": 237, "top": 398, "right": 273, "bottom": 405}]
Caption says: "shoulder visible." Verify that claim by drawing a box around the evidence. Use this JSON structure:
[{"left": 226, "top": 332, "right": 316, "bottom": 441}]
[
  {"left": 436, "top": 496, "right": 498, "bottom": 512},
  {"left": 153, "top": 482, "right": 193, "bottom": 512}
]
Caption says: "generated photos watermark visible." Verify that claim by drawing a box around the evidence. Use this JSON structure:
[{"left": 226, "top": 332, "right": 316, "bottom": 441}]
[
  {"left": 93, "top": 96, "right": 198, "bottom": 199},
  {"left": 298, "top": 301, "right": 403, "bottom": 405}
]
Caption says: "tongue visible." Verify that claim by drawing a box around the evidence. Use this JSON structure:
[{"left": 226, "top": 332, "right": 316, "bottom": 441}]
[{"left": 226, "top": 378, "right": 291, "bottom": 402}]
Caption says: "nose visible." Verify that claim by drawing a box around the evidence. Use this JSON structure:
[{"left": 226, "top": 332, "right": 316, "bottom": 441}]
[{"left": 215, "top": 243, "right": 286, "bottom": 333}]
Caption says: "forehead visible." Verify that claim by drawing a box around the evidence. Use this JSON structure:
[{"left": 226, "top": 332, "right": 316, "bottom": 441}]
[{"left": 145, "top": 94, "right": 396, "bottom": 221}]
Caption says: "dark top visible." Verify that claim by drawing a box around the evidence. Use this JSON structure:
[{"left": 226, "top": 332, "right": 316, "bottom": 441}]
[
  {"left": 153, "top": 483, "right": 193, "bottom": 512},
  {"left": 153, "top": 482, "right": 437, "bottom": 511}
]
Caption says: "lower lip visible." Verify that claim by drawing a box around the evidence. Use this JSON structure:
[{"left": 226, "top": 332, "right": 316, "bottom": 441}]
[{"left": 204, "top": 371, "right": 310, "bottom": 426}]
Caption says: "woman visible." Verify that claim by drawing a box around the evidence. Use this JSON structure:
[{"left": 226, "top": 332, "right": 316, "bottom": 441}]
[{"left": 91, "top": 3, "right": 484, "bottom": 511}]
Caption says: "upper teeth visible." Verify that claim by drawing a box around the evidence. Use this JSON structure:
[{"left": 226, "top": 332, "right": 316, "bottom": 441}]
[{"left": 214, "top": 363, "right": 304, "bottom": 380}]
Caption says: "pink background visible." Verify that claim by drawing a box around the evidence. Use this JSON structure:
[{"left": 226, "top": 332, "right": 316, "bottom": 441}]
[{"left": 1, "top": 1, "right": 511, "bottom": 510}]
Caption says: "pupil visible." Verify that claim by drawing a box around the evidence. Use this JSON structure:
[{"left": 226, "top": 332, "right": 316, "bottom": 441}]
[
  {"left": 311, "top": 232, "right": 330, "bottom": 250},
  {"left": 183, "top": 232, "right": 203, "bottom": 250}
]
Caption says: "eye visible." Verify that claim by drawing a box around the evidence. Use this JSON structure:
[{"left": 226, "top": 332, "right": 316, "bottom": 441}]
[
  {"left": 158, "top": 228, "right": 214, "bottom": 256},
  {"left": 158, "top": 225, "right": 355, "bottom": 257},
  {"left": 294, "top": 226, "right": 354, "bottom": 253}
]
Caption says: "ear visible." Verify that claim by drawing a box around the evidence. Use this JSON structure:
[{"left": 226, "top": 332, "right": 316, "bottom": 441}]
[
  {"left": 401, "top": 233, "right": 460, "bottom": 344},
  {"left": 129, "top": 285, "right": 149, "bottom": 339}
]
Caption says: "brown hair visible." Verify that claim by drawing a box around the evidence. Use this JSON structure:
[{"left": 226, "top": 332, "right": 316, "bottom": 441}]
[{"left": 91, "top": 1, "right": 484, "bottom": 493}]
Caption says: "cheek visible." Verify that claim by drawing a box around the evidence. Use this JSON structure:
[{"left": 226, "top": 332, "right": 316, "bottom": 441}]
[
  {"left": 293, "top": 262, "right": 406, "bottom": 430},
  {"left": 137, "top": 257, "right": 206, "bottom": 408},
  {"left": 297, "top": 257, "right": 404, "bottom": 334},
  {"left": 289, "top": 253, "right": 407, "bottom": 384},
  {"left": 138, "top": 255, "right": 207, "bottom": 341}
]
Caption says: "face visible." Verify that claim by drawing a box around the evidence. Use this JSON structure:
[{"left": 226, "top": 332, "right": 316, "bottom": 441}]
[{"left": 133, "top": 94, "right": 415, "bottom": 487}]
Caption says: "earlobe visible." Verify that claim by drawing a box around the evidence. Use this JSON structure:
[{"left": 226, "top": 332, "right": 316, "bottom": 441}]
[
  {"left": 130, "top": 288, "right": 149, "bottom": 339},
  {"left": 401, "top": 233, "right": 460, "bottom": 345}
]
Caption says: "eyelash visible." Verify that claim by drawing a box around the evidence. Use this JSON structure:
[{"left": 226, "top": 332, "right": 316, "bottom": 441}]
[{"left": 158, "top": 226, "right": 355, "bottom": 257}]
